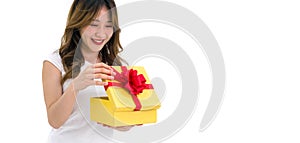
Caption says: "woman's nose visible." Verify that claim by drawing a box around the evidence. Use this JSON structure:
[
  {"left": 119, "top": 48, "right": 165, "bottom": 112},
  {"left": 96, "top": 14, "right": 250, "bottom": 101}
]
[{"left": 95, "top": 27, "right": 106, "bottom": 38}]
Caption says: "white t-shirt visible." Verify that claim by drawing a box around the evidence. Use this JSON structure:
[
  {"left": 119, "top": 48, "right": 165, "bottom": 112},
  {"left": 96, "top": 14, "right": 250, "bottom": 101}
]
[{"left": 44, "top": 51, "right": 114, "bottom": 143}]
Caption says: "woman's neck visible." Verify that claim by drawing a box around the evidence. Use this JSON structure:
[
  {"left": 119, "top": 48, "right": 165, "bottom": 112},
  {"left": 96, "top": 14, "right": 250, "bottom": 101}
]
[{"left": 80, "top": 48, "right": 100, "bottom": 64}]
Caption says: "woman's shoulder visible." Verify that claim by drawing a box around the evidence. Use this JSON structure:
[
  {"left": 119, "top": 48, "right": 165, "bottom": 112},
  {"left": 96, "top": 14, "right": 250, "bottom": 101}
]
[{"left": 44, "top": 50, "right": 63, "bottom": 72}]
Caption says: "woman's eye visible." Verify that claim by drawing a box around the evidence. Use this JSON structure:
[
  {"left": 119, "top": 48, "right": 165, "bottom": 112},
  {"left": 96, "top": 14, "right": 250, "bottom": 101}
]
[
  {"left": 90, "top": 24, "right": 98, "bottom": 27},
  {"left": 105, "top": 25, "right": 113, "bottom": 28}
]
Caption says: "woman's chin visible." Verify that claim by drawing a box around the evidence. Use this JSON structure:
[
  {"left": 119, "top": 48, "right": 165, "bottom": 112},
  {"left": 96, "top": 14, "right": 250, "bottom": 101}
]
[{"left": 90, "top": 46, "right": 104, "bottom": 52}]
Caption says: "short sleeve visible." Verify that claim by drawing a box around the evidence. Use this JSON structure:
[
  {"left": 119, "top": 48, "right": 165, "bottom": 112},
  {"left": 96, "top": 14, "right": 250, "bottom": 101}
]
[{"left": 44, "top": 50, "right": 64, "bottom": 72}]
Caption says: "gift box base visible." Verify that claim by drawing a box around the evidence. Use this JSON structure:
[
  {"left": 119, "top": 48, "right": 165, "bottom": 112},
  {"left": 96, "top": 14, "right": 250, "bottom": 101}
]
[{"left": 90, "top": 97, "right": 157, "bottom": 127}]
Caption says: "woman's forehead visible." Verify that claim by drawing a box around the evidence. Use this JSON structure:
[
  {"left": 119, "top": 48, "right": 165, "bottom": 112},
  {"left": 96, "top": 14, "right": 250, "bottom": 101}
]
[{"left": 94, "top": 7, "right": 111, "bottom": 21}]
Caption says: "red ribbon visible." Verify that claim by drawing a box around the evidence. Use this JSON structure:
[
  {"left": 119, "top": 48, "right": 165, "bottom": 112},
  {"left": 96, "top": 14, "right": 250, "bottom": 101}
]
[{"left": 104, "top": 66, "right": 153, "bottom": 111}]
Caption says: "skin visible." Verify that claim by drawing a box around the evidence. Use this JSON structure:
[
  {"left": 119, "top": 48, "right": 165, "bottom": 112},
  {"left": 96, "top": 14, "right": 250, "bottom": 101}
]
[
  {"left": 42, "top": 6, "right": 133, "bottom": 131},
  {"left": 80, "top": 6, "right": 113, "bottom": 64}
]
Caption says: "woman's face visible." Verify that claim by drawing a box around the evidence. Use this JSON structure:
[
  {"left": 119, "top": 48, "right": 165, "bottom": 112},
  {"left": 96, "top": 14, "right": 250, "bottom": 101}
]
[{"left": 80, "top": 6, "right": 113, "bottom": 53}]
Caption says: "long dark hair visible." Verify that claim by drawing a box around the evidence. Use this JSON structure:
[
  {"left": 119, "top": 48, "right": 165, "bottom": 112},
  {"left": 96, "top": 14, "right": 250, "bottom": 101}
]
[{"left": 59, "top": 0, "right": 124, "bottom": 84}]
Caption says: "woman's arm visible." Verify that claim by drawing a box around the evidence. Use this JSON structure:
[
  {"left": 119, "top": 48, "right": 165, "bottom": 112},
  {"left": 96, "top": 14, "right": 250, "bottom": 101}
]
[
  {"left": 42, "top": 61, "right": 77, "bottom": 129},
  {"left": 42, "top": 62, "right": 114, "bottom": 129}
]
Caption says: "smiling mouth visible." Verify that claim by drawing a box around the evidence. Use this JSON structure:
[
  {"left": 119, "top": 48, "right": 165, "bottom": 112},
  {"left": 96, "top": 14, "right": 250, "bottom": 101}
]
[{"left": 92, "top": 39, "right": 105, "bottom": 45}]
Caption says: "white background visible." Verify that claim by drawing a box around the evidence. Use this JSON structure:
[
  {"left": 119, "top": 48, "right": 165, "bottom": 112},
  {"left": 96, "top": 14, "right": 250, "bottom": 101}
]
[{"left": 0, "top": 0, "right": 299, "bottom": 142}]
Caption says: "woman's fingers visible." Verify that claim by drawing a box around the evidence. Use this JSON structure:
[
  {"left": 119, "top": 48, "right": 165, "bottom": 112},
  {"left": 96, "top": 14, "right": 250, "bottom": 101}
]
[
  {"left": 73, "top": 63, "right": 115, "bottom": 90},
  {"left": 77, "top": 63, "right": 117, "bottom": 87},
  {"left": 114, "top": 125, "right": 134, "bottom": 131},
  {"left": 93, "top": 68, "right": 113, "bottom": 75},
  {"left": 100, "top": 124, "right": 134, "bottom": 131},
  {"left": 88, "top": 63, "right": 116, "bottom": 75},
  {"left": 95, "top": 81, "right": 108, "bottom": 86},
  {"left": 83, "top": 74, "right": 112, "bottom": 86},
  {"left": 93, "top": 63, "right": 111, "bottom": 70},
  {"left": 94, "top": 73, "right": 114, "bottom": 80}
]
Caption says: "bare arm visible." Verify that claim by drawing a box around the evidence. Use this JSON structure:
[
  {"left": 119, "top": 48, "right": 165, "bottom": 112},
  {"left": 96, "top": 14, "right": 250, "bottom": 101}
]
[
  {"left": 42, "top": 61, "right": 77, "bottom": 129},
  {"left": 42, "top": 62, "right": 114, "bottom": 129}
]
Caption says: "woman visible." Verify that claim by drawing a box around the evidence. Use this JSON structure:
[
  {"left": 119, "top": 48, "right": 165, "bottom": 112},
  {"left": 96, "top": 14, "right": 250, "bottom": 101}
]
[{"left": 42, "top": 0, "right": 132, "bottom": 142}]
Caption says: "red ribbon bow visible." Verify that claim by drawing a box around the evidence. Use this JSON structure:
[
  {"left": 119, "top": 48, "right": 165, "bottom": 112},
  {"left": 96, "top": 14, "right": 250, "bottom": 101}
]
[{"left": 104, "top": 66, "right": 153, "bottom": 111}]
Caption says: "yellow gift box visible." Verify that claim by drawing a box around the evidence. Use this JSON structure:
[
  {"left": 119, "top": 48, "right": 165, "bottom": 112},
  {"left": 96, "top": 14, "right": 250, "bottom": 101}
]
[{"left": 90, "top": 66, "right": 161, "bottom": 127}]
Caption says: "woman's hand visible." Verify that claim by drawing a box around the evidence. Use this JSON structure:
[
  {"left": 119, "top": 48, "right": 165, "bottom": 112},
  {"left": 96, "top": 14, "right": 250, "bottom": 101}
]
[
  {"left": 73, "top": 63, "right": 115, "bottom": 92},
  {"left": 100, "top": 123, "right": 135, "bottom": 132}
]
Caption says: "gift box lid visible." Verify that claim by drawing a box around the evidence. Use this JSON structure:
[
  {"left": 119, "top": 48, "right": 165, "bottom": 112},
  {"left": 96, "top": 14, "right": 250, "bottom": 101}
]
[{"left": 104, "top": 66, "right": 161, "bottom": 112}]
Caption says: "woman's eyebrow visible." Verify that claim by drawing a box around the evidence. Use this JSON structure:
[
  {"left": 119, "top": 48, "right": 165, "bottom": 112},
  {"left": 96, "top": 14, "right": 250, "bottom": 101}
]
[
  {"left": 92, "top": 19, "right": 112, "bottom": 23},
  {"left": 92, "top": 19, "right": 100, "bottom": 22}
]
